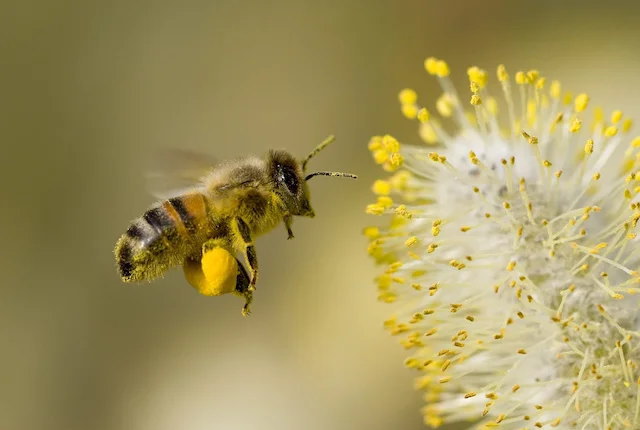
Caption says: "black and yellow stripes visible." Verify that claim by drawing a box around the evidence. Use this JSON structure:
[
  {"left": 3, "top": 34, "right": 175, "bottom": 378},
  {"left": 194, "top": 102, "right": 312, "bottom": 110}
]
[
  {"left": 125, "top": 223, "right": 145, "bottom": 240},
  {"left": 115, "top": 193, "right": 210, "bottom": 282},
  {"left": 168, "top": 197, "right": 196, "bottom": 233},
  {"left": 117, "top": 239, "right": 134, "bottom": 279},
  {"left": 143, "top": 207, "right": 173, "bottom": 235}
]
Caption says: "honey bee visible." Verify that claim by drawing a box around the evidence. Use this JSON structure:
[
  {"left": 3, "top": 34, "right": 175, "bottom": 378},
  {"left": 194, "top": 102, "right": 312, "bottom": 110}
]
[{"left": 114, "top": 136, "right": 356, "bottom": 315}]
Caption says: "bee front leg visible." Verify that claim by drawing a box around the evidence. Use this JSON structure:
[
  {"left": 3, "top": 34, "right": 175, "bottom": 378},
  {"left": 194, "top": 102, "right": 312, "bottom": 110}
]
[
  {"left": 234, "top": 217, "right": 258, "bottom": 292},
  {"left": 284, "top": 214, "right": 294, "bottom": 240}
]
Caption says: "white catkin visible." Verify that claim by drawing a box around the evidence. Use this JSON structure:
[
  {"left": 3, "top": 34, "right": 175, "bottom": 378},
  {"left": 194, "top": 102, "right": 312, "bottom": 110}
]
[{"left": 366, "top": 59, "right": 640, "bottom": 430}]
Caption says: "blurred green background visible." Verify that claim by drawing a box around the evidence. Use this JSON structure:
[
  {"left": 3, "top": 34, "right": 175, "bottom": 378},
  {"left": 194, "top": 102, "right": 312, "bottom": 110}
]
[{"left": 3, "top": 1, "right": 640, "bottom": 429}]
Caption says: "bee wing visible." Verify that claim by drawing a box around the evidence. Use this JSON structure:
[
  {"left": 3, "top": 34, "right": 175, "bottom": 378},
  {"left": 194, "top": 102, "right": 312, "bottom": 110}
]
[{"left": 146, "top": 149, "right": 217, "bottom": 199}]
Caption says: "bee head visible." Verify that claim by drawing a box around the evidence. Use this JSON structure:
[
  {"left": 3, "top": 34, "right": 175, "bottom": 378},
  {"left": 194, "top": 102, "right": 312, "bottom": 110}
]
[
  {"left": 268, "top": 150, "right": 315, "bottom": 217},
  {"left": 268, "top": 136, "right": 357, "bottom": 218}
]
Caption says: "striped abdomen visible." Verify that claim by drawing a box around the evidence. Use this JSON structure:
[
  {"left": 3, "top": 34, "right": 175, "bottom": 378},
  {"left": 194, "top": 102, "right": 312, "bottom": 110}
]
[{"left": 115, "top": 193, "right": 211, "bottom": 282}]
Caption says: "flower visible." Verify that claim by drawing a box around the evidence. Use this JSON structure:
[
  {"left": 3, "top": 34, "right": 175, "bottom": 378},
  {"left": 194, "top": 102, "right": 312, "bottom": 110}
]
[{"left": 366, "top": 57, "right": 640, "bottom": 429}]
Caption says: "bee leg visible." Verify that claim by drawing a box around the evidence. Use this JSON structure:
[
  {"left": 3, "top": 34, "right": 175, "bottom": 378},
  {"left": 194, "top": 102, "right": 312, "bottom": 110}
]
[
  {"left": 234, "top": 217, "right": 258, "bottom": 292},
  {"left": 234, "top": 260, "right": 253, "bottom": 316},
  {"left": 202, "top": 237, "right": 228, "bottom": 253},
  {"left": 284, "top": 215, "right": 295, "bottom": 240}
]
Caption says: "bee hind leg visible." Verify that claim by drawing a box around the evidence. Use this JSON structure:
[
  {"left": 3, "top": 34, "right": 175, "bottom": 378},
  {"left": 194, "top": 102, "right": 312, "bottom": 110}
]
[
  {"left": 234, "top": 260, "right": 253, "bottom": 316},
  {"left": 233, "top": 217, "right": 258, "bottom": 293}
]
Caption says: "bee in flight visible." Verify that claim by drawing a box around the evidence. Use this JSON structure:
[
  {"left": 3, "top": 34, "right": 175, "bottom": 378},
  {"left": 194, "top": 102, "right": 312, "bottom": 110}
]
[{"left": 115, "top": 136, "right": 356, "bottom": 316}]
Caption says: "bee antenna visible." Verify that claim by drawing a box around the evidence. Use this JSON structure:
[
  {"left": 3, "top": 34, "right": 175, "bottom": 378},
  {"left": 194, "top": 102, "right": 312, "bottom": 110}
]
[
  {"left": 305, "top": 171, "right": 358, "bottom": 181},
  {"left": 302, "top": 135, "right": 336, "bottom": 173}
]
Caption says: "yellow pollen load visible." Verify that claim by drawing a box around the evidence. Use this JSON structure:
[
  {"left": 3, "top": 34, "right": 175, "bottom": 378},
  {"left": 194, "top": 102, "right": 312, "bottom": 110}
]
[
  {"left": 183, "top": 247, "right": 238, "bottom": 296},
  {"left": 470, "top": 94, "right": 481, "bottom": 105},
  {"left": 515, "top": 71, "right": 527, "bottom": 85}
]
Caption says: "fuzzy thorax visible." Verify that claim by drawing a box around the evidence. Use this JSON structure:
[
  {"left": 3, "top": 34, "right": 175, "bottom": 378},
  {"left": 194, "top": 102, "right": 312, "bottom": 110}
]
[{"left": 366, "top": 58, "right": 640, "bottom": 429}]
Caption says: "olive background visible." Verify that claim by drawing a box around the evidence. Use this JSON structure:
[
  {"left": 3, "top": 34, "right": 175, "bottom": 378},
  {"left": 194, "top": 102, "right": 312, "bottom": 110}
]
[{"left": 3, "top": 1, "right": 640, "bottom": 429}]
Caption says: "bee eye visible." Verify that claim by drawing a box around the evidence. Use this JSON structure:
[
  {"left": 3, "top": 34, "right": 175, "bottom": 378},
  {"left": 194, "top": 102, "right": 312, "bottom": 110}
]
[{"left": 280, "top": 166, "right": 299, "bottom": 194}]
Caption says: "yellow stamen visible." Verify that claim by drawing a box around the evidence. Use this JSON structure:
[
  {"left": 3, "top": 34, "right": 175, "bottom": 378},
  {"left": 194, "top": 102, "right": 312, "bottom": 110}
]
[
  {"left": 372, "top": 179, "right": 391, "bottom": 195},
  {"left": 575, "top": 93, "right": 590, "bottom": 112},
  {"left": 467, "top": 66, "right": 488, "bottom": 88},
  {"left": 497, "top": 64, "right": 509, "bottom": 82},
  {"left": 398, "top": 88, "right": 417, "bottom": 105},
  {"left": 570, "top": 118, "right": 582, "bottom": 133}
]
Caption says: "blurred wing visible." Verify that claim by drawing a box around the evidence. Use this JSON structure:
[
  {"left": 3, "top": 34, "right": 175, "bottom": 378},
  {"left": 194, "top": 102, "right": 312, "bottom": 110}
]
[{"left": 146, "top": 149, "right": 218, "bottom": 199}]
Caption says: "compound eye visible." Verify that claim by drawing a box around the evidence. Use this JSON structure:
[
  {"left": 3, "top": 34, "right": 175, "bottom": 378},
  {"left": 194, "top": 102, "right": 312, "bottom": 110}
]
[{"left": 281, "top": 166, "right": 299, "bottom": 194}]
